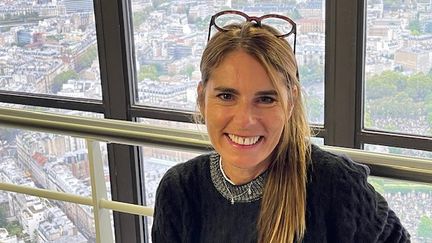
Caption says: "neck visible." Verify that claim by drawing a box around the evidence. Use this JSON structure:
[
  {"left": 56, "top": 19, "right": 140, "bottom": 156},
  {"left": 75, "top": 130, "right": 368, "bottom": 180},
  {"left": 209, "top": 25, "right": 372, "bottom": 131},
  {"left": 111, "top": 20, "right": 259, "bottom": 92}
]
[{"left": 220, "top": 158, "right": 269, "bottom": 185}]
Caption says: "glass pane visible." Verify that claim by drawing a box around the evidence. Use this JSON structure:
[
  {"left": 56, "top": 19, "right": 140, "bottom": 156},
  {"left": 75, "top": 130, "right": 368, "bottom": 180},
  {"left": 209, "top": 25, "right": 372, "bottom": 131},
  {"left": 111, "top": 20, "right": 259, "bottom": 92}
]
[
  {"left": 131, "top": 1, "right": 325, "bottom": 125},
  {"left": 364, "top": 1, "right": 432, "bottom": 136},
  {"left": 141, "top": 145, "right": 201, "bottom": 243},
  {"left": 368, "top": 176, "right": 432, "bottom": 242},
  {"left": 0, "top": 127, "right": 113, "bottom": 242},
  {"left": 0, "top": 0, "right": 102, "bottom": 100},
  {"left": 364, "top": 144, "right": 432, "bottom": 159},
  {"left": 0, "top": 192, "right": 95, "bottom": 242}
]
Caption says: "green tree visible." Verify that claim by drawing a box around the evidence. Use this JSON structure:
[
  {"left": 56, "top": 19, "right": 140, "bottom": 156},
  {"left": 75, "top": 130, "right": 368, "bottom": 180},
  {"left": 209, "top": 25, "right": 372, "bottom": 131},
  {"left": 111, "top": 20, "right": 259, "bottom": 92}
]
[
  {"left": 367, "top": 93, "right": 421, "bottom": 120},
  {"left": 75, "top": 45, "right": 98, "bottom": 72},
  {"left": 365, "top": 71, "right": 405, "bottom": 100},
  {"left": 51, "top": 70, "right": 79, "bottom": 93},
  {"left": 299, "top": 62, "right": 324, "bottom": 86},
  {"left": 0, "top": 207, "right": 7, "bottom": 227},
  {"left": 285, "top": 7, "right": 302, "bottom": 20},
  {"left": 364, "top": 110, "right": 373, "bottom": 128},
  {"left": 406, "top": 73, "right": 432, "bottom": 102},
  {"left": 138, "top": 65, "right": 159, "bottom": 81},
  {"left": 132, "top": 7, "right": 152, "bottom": 30},
  {"left": 408, "top": 18, "right": 422, "bottom": 36},
  {"left": 426, "top": 94, "right": 432, "bottom": 134},
  {"left": 305, "top": 96, "right": 323, "bottom": 123},
  {"left": 417, "top": 216, "right": 432, "bottom": 239},
  {"left": 194, "top": 16, "right": 211, "bottom": 30},
  {"left": 6, "top": 221, "right": 23, "bottom": 238},
  {"left": 181, "top": 64, "right": 195, "bottom": 78}
]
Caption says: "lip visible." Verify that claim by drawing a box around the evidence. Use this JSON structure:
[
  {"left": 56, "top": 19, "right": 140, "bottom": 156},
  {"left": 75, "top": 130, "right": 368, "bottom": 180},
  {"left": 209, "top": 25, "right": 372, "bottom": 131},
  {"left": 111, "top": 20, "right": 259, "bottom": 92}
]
[{"left": 224, "top": 133, "right": 263, "bottom": 148}]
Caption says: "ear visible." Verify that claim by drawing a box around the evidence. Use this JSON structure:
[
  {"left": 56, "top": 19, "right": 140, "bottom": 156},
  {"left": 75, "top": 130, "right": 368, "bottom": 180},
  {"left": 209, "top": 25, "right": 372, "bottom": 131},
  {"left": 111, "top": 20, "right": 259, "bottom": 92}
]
[{"left": 197, "top": 82, "right": 205, "bottom": 119}]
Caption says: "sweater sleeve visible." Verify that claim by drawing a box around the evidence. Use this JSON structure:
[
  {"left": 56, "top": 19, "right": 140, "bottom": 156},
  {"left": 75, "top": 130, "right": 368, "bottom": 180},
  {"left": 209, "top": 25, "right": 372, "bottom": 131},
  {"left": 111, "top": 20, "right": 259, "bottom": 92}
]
[
  {"left": 328, "top": 156, "right": 411, "bottom": 243},
  {"left": 151, "top": 168, "right": 183, "bottom": 243}
]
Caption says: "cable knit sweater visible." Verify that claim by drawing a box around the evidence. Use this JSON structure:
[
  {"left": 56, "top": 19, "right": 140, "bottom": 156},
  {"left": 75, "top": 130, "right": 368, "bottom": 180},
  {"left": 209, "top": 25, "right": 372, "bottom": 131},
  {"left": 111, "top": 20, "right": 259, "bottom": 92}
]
[{"left": 152, "top": 145, "right": 410, "bottom": 242}]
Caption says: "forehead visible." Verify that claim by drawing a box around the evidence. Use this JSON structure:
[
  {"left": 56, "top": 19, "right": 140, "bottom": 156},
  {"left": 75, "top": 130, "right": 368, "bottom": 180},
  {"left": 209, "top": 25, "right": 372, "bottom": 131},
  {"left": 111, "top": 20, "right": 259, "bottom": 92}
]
[{"left": 208, "top": 50, "right": 276, "bottom": 90}]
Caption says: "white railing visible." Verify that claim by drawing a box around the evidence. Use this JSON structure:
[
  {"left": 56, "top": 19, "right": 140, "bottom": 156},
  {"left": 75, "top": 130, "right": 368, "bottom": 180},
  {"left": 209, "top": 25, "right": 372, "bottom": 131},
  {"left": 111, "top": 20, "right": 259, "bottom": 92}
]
[{"left": 0, "top": 106, "right": 431, "bottom": 243}]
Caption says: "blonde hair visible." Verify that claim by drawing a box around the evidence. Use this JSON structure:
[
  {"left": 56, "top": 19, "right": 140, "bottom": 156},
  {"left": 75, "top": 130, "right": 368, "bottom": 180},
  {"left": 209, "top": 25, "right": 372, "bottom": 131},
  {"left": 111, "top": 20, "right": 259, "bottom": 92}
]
[{"left": 198, "top": 22, "right": 311, "bottom": 243}]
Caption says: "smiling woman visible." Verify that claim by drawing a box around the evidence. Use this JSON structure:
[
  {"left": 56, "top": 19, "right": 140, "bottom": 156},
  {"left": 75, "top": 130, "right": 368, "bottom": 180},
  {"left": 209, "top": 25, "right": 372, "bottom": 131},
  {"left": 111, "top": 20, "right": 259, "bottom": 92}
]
[
  {"left": 151, "top": 10, "right": 410, "bottom": 243},
  {"left": 198, "top": 50, "right": 288, "bottom": 185}
]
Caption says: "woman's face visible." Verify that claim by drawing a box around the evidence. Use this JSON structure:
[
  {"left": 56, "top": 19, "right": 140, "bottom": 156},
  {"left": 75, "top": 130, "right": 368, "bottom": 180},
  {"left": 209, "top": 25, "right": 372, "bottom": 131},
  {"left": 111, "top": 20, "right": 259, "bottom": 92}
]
[{"left": 199, "top": 50, "right": 292, "bottom": 179}]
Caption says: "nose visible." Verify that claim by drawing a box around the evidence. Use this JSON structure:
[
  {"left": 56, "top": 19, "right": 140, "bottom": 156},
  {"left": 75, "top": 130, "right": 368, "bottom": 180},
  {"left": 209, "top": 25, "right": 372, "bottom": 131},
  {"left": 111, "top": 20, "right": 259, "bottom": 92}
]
[{"left": 233, "top": 100, "right": 258, "bottom": 127}]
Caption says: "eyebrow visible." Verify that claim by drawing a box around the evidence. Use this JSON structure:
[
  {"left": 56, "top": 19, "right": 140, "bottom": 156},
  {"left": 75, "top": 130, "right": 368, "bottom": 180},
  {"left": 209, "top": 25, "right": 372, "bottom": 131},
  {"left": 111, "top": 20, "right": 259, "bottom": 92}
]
[{"left": 213, "top": 86, "right": 278, "bottom": 96}]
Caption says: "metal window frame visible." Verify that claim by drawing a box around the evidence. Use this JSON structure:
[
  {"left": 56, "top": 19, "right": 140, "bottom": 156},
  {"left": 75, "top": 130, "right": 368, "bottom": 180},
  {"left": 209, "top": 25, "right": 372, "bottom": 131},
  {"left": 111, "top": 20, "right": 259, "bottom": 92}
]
[{"left": 93, "top": 0, "right": 145, "bottom": 241}]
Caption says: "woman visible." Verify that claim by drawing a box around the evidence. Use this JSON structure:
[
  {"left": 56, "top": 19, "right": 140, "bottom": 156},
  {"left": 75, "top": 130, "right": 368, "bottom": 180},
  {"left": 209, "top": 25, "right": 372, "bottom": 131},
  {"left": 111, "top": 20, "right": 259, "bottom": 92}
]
[{"left": 152, "top": 11, "right": 410, "bottom": 243}]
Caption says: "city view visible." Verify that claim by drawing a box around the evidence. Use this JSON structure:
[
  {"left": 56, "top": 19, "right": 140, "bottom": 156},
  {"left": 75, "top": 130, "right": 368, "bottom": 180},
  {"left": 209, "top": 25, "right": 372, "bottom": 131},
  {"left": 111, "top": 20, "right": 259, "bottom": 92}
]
[{"left": 0, "top": 0, "right": 431, "bottom": 242}]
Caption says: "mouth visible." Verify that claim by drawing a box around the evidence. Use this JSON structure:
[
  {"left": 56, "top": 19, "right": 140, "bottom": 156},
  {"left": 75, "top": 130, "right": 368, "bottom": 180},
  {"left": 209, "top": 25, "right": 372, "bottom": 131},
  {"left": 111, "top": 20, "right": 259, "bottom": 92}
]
[{"left": 226, "top": 133, "right": 263, "bottom": 146}]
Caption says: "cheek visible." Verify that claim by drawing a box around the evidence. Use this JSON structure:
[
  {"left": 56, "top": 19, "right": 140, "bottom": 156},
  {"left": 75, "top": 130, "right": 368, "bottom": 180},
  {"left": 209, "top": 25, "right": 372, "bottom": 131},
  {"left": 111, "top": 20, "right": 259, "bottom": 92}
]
[
  {"left": 269, "top": 110, "right": 286, "bottom": 137},
  {"left": 205, "top": 111, "right": 225, "bottom": 129}
]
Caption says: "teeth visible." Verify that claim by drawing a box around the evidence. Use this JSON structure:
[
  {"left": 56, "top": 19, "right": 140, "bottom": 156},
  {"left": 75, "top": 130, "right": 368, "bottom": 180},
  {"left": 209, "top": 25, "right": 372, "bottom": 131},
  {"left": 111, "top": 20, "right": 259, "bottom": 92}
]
[{"left": 228, "top": 134, "right": 261, "bottom": 145}]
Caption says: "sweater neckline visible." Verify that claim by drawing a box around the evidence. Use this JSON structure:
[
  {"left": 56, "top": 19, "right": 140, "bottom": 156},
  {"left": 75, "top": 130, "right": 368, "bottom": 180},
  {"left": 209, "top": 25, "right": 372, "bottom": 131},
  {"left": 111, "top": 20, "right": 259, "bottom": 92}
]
[{"left": 209, "top": 152, "right": 268, "bottom": 204}]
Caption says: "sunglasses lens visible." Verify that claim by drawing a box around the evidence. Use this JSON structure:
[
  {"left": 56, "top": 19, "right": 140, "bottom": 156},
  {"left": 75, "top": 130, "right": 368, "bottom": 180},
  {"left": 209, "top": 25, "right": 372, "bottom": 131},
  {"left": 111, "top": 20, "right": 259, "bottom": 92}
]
[
  {"left": 261, "top": 17, "right": 294, "bottom": 36},
  {"left": 214, "top": 13, "right": 247, "bottom": 30}
]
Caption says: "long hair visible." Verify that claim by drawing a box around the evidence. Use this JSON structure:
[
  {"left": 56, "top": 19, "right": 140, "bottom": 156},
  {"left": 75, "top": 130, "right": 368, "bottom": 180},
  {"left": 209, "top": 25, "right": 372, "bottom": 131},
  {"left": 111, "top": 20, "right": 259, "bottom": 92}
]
[{"left": 198, "top": 22, "right": 311, "bottom": 243}]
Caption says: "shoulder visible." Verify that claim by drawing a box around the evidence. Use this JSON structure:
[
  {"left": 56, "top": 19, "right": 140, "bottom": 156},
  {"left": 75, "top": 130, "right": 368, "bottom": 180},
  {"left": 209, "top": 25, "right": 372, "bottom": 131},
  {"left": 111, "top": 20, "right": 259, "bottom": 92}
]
[
  {"left": 308, "top": 145, "right": 410, "bottom": 242},
  {"left": 307, "top": 144, "right": 373, "bottom": 208},
  {"left": 158, "top": 152, "right": 213, "bottom": 189},
  {"left": 309, "top": 144, "right": 370, "bottom": 182}
]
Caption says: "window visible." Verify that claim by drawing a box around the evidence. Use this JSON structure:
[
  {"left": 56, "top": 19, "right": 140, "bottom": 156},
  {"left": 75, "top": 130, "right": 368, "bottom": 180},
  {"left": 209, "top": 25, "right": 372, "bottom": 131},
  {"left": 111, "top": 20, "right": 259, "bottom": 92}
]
[
  {"left": 369, "top": 176, "right": 432, "bottom": 242},
  {"left": 364, "top": 0, "right": 432, "bottom": 137},
  {"left": 0, "top": 127, "right": 113, "bottom": 242},
  {"left": 0, "top": 0, "right": 102, "bottom": 100},
  {"left": 141, "top": 145, "right": 200, "bottom": 242}
]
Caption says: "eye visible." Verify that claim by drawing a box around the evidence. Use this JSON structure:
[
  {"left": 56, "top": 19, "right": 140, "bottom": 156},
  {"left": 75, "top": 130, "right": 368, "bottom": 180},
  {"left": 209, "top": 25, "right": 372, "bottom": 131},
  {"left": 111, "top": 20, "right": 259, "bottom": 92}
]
[
  {"left": 217, "top": 93, "right": 234, "bottom": 101},
  {"left": 257, "top": 96, "right": 276, "bottom": 104}
]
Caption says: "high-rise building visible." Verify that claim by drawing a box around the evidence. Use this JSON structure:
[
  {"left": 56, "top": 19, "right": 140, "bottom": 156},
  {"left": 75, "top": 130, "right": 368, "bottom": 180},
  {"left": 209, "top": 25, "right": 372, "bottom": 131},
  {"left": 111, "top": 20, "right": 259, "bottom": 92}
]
[
  {"left": 16, "top": 30, "right": 33, "bottom": 46},
  {"left": 61, "top": 0, "right": 94, "bottom": 14}
]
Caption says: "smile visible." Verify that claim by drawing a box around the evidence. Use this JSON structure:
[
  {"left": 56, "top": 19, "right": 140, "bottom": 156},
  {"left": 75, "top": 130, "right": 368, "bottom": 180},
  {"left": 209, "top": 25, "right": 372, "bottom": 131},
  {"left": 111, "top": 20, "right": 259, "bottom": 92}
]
[{"left": 227, "top": 134, "right": 262, "bottom": 146}]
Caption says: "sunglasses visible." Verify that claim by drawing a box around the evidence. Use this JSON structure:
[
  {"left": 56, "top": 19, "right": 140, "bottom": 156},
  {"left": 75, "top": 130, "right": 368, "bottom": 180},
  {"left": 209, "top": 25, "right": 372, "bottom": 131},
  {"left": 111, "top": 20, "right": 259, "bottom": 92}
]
[{"left": 207, "top": 10, "right": 297, "bottom": 53}]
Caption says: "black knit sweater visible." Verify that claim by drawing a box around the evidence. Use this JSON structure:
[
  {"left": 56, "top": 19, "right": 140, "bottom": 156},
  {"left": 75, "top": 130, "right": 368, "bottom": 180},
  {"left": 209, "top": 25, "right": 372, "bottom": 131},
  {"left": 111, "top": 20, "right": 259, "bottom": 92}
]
[{"left": 152, "top": 145, "right": 410, "bottom": 242}]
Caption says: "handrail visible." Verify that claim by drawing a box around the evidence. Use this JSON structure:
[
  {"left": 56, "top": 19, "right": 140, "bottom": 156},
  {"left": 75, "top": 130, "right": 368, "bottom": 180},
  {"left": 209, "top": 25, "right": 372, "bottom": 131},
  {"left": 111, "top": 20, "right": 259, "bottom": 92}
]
[
  {"left": 0, "top": 106, "right": 431, "bottom": 183},
  {"left": 0, "top": 179, "right": 154, "bottom": 217},
  {"left": 0, "top": 106, "right": 209, "bottom": 151}
]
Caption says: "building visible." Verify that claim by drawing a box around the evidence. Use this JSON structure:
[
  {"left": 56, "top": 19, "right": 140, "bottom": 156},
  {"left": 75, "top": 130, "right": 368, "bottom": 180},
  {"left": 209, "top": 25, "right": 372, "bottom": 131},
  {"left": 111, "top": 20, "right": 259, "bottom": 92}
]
[
  {"left": 394, "top": 48, "right": 432, "bottom": 73},
  {"left": 16, "top": 30, "right": 33, "bottom": 46},
  {"left": 61, "top": 0, "right": 94, "bottom": 14},
  {"left": 297, "top": 18, "right": 325, "bottom": 33},
  {"left": 0, "top": 228, "right": 17, "bottom": 243}
]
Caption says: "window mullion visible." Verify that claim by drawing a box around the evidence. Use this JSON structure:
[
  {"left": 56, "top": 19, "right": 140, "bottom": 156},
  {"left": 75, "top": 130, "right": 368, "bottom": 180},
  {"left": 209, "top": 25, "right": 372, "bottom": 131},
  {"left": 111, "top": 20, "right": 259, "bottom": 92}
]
[
  {"left": 325, "top": 0, "right": 360, "bottom": 148},
  {"left": 94, "top": 0, "right": 144, "bottom": 242}
]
